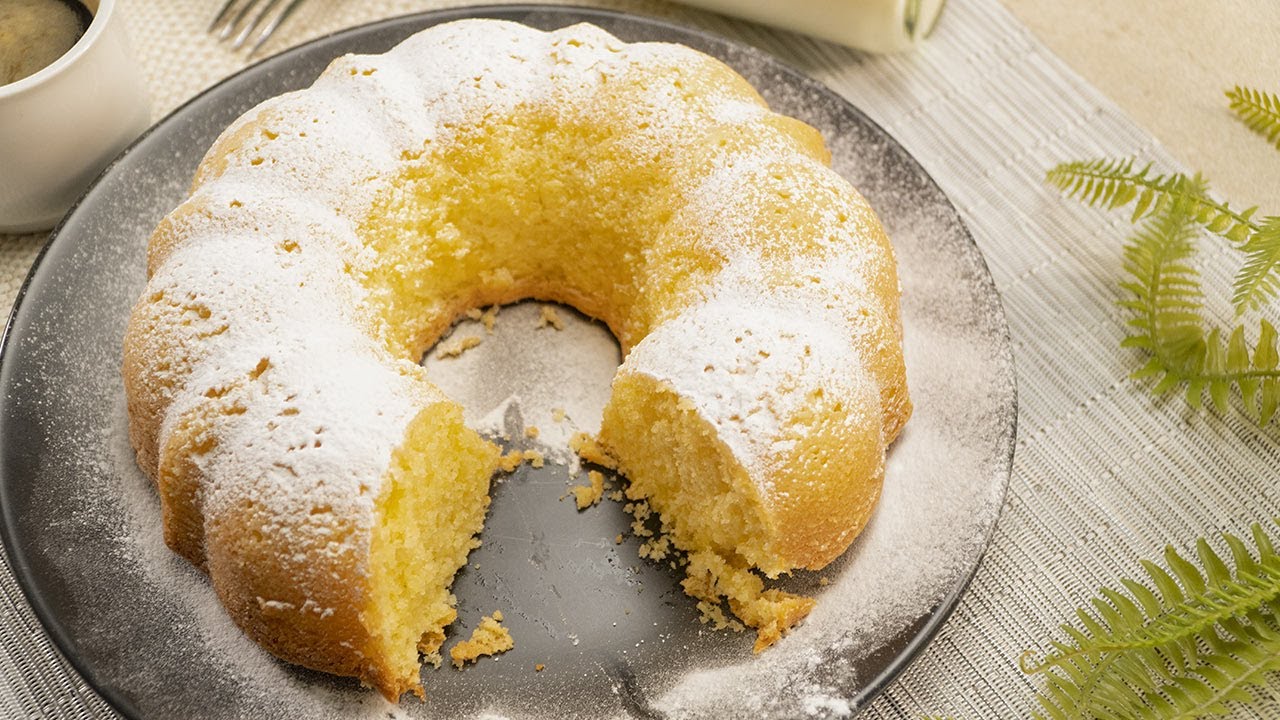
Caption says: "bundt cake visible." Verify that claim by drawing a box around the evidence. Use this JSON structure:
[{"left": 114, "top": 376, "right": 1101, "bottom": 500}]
[{"left": 122, "top": 18, "right": 910, "bottom": 700}]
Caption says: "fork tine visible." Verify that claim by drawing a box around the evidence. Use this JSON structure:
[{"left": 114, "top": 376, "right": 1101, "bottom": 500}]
[
  {"left": 220, "top": 0, "right": 260, "bottom": 41},
  {"left": 248, "top": 0, "right": 307, "bottom": 57},
  {"left": 208, "top": 0, "right": 240, "bottom": 33},
  {"left": 231, "top": 0, "right": 284, "bottom": 49}
]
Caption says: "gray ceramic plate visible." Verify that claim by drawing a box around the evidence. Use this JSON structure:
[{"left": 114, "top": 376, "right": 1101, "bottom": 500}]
[{"left": 0, "top": 6, "right": 1015, "bottom": 719}]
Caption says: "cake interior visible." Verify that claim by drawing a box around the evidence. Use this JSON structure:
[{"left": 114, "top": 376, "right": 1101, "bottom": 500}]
[
  {"left": 362, "top": 402, "right": 498, "bottom": 699},
  {"left": 600, "top": 373, "right": 815, "bottom": 651},
  {"left": 601, "top": 375, "right": 774, "bottom": 571},
  {"left": 361, "top": 112, "right": 662, "bottom": 356}
]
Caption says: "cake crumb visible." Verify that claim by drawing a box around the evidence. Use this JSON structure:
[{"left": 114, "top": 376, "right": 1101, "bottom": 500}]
[
  {"left": 417, "top": 607, "right": 456, "bottom": 669},
  {"left": 450, "top": 612, "right": 514, "bottom": 668},
  {"left": 465, "top": 308, "right": 483, "bottom": 321},
  {"left": 571, "top": 470, "right": 605, "bottom": 509},
  {"left": 695, "top": 601, "right": 742, "bottom": 632},
  {"left": 496, "top": 448, "right": 547, "bottom": 472},
  {"left": 818, "top": 577, "right": 831, "bottom": 587},
  {"left": 536, "top": 305, "right": 565, "bottom": 330},
  {"left": 437, "top": 334, "right": 482, "bottom": 358},
  {"left": 639, "top": 535, "right": 670, "bottom": 561},
  {"left": 614, "top": 533, "right": 624, "bottom": 545},
  {"left": 607, "top": 490, "right": 624, "bottom": 502},
  {"left": 524, "top": 425, "right": 540, "bottom": 439},
  {"left": 551, "top": 407, "right": 566, "bottom": 422},
  {"left": 626, "top": 500, "right": 654, "bottom": 538},
  {"left": 570, "top": 432, "right": 616, "bottom": 469},
  {"left": 683, "top": 551, "right": 814, "bottom": 652},
  {"left": 534, "top": 663, "right": 545, "bottom": 672},
  {"left": 497, "top": 450, "right": 524, "bottom": 473},
  {"left": 480, "top": 305, "right": 500, "bottom": 333}
]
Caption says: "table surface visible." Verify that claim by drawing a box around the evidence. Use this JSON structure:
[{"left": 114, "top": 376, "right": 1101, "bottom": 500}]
[{"left": 1004, "top": 0, "right": 1280, "bottom": 209}]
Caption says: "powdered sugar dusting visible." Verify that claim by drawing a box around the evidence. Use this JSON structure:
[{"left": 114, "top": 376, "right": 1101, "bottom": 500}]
[{"left": 621, "top": 281, "right": 876, "bottom": 487}]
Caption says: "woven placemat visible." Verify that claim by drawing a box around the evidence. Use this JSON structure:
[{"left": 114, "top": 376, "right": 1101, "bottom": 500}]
[{"left": 0, "top": 0, "right": 1276, "bottom": 717}]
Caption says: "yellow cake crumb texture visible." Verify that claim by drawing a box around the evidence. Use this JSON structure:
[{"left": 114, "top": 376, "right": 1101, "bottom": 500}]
[
  {"left": 623, "top": 500, "right": 654, "bottom": 538},
  {"left": 364, "top": 404, "right": 498, "bottom": 699},
  {"left": 695, "top": 600, "right": 744, "bottom": 632},
  {"left": 638, "top": 535, "right": 671, "bottom": 561},
  {"left": 523, "top": 449, "right": 544, "bottom": 468},
  {"left": 436, "top": 334, "right": 482, "bottom": 358},
  {"left": 462, "top": 305, "right": 500, "bottom": 333},
  {"left": 449, "top": 611, "right": 515, "bottom": 668},
  {"left": 570, "top": 432, "right": 617, "bottom": 470},
  {"left": 480, "top": 305, "right": 499, "bottom": 333},
  {"left": 536, "top": 305, "right": 565, "bottom": 330},
  {"left": 571, "top": 470, "right": 606, "bottom": 510},
  {"left": 497, "top": 450, "right": 523, "bottom": 473},
  {"left": 682, "top": 550, "right": 816, "bottom": 652},
  {"left": 495, "top": 448, "right": 544, "bottom": 471}
]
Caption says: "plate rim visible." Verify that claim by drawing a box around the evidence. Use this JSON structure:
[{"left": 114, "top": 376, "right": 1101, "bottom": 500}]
[{"left": 0, "top": 5, "right": 1017, "bottom": 718}]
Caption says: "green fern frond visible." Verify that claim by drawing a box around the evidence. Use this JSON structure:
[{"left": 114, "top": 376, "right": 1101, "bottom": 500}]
[
  {"left": 1046, "top": 160, "right": 1260, "bottom": 239},
  {"left": 1025, "top": 520, "right": 1280, "bottom": 720},
  {"left": 1230, "top": 216, "right": 1280, "bottom": 314},
  {"left": 1118, "top": 192, "right": 1280, "bottom": 423},
  {"left": 1226, "top": 85, "right": 1280, "bottom": 150},
  {"left": 1120, "top": 190, "right": 1207, "bottom": 375}
]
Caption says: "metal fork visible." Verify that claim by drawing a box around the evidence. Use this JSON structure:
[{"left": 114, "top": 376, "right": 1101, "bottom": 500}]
[{"left": 208, "top": 0, "right": 307, "bottom": 56}]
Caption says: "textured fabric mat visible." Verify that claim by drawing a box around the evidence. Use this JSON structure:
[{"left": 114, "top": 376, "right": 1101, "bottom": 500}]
[{"left": 1, "top": 0, "right": 1276, "bottom": 717}]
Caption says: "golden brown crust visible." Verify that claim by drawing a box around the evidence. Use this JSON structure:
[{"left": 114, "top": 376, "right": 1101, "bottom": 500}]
[
  {"left": 202, "top": 493, "right": 376, "bottom": 687},
  {"left": 766, "top": 374, "right": 888, "bottom": 571}
]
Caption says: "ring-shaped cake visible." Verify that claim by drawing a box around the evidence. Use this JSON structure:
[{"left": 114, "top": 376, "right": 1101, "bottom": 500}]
[{"left": 123, "top": 19, "right": 910, "bottom": 699}]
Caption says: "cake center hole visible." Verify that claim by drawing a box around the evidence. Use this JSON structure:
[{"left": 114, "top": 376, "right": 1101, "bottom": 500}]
[
  {"left": 420, "top": 300, "right": 622, "bottom": 447},
  {"left": 420, "top": 301, "right": 699, "bottom": 657}
]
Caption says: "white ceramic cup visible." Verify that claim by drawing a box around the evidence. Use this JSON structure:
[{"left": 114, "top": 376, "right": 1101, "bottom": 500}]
[
  {"left": 0, "top": 0, "right": 150, "bottom": 233},
  {"left": 677, "top": 0, "right": 947, "bottom": 53}
]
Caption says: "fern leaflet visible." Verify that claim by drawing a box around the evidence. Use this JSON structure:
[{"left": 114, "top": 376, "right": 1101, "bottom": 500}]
[
  {"left": 1226, "top": 85, "right": 1280, "bottom": 150},
  {"left": 1111, "top": 185, "right": 1280, "bottom": 423},
  {"left": 1024, "top": 520, "right": 1280, "bottom": 720},
  {"left": 1118, "top": 191, "right": 1205, "bottom": 384},
  {"left": 1231, "top": 216, "right": 1280, "bottom": 314},
  {"left": 1045, "top": 160, "right": 1260, "bottom": 241}
]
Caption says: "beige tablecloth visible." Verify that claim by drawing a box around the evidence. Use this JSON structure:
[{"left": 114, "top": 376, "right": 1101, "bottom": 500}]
[{"left": 1, "top": 0, "right": 1277, "bottom": 717}]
